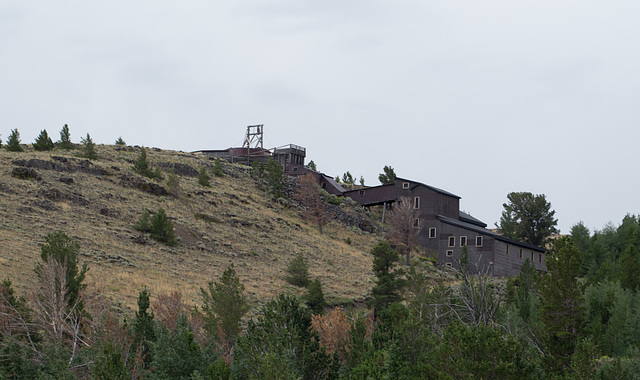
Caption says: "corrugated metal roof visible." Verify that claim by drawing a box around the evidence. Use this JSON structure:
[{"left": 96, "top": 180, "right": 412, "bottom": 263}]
[{"left": 436, "top": 214, "right": 547, "bottom": 252}]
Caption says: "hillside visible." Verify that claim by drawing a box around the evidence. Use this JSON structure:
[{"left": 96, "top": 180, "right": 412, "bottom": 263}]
[{"left": 0, "top": 144, "right": 381, "bottom": 312}]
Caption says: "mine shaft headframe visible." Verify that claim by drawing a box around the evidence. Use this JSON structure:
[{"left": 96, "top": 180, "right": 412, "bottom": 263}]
[{"left": 242, "top": 124, "right": 264, "bottom": 150}]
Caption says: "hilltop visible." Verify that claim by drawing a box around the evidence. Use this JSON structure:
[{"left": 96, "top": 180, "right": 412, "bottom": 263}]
[{"left": 0, "top": 144, "right": 383, "bottom": 311}]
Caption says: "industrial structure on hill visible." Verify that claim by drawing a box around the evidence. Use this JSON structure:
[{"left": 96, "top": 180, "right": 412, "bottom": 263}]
[{"left": 195, "top": 126, "right": 546, "bottom": 276}]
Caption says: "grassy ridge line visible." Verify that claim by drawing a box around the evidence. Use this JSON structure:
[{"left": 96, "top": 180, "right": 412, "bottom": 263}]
[{"left": 0, "top": 144, "right": 378, "bottom": 312}]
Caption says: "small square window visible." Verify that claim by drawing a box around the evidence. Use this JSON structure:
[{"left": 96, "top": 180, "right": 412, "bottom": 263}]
[
  {"left": 429, "top": 227, "right": 436, "bottom": 238},
  {"left": 476, "top": 236, "right": 483, "bottom": 247},
  {"left": 445, "top": 262, "right": 453, "bottom": 268},
  {"left": 359, "top": 190, "right": 365, "bottom": 197},
  {"left": 448, "top": 236, "right": 455, "bottom": 247},
  {"left": 413, "top": 218, "right": 420, "bottom": 228},
  {"left": 402, "top": 182, "right": 410, "bottom": 189},
  {"left": 446, "top": 250, "right": 453, "bottom": 257},
  {"left": 413, "top": 197, "right": 420, "bottom": 209},
  {"left": 460, "top": 236, "right": 467, "bottom": 247},
  {"left": 292, "top": 167, "right": 298, "bottom": 173}
]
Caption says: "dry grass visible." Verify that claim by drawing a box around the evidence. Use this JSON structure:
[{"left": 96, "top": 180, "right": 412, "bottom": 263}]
[{"left": 0, "top": 145, "right": 380, "bottom": 313}]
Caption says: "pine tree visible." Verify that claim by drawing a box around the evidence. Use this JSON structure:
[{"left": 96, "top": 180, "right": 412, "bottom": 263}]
[
  {"left": 5, "top": 129, "right": 23, "bottom": 152},
  {"left": 79, "top": 133, "right": 98, "bottom": 160},
  {"left": 538, "top": 236, "right": 584, "bottom": 375},
  {"left": 150, "top": 208, "right": 177, "bottom": 246},
  {"left": 33, "top": 129, "right": 54, "bottom": 151},
  {"left": 305, "top": 277, "right": 327, "bottom": 314},
  {"left": 115, "top": 136, "right": 126, "bottom": 146},
  {"left": 212, "top": 158, "right": 224, "bottom": 177},
  {"left": 58, "top": 124, "right": 73, "bottom": 150},
  {"left": 200, "top": 264, "right": 249, "bottom": 342},
  {"left": 619, "top": 221, "right": 640, "bottom": 292},
  {"left": 165, "top": 171, "right": 181, "bottom": 197},
  {"left": 370, "top": 240, "right": 404, "bottom": 312},
  {"left": 265, "top": 157, "right": 284, "bottom": 198},
  {"left": 132, "top": 287, "right": 155, "bottom": 369},
  {"left": 285, "top": 254, "right": 311, "bottom": 287},
  {"left": 378, "top": 165, "right": 396, "bottom": 185},
  {"left": 198, "top": 167, "right": 210, "bottom": 187},
  {"left": 134, "top": 209, "right": 151, "bottom": 232}
]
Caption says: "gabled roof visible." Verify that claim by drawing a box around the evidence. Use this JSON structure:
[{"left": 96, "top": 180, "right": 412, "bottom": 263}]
[
  {"left": 321, "top": 174, "right": 346, "bottom": 194},
  {"left": 436, "top": 214, "right": 546, "bottom": 252},
  {"left": 396, "top": 177, "right": 461, "bottom": 199},
  {"left": 459, "top": 211, "right": 487, "bottom": 228}
]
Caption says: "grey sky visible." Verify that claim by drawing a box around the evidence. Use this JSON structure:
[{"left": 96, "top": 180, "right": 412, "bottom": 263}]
[{"left": 2, "top": 1, "right": 639, "bottom": 234}]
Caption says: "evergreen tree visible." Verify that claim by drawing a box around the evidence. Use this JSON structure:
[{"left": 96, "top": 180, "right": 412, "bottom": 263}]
[
  {"left": 79, "top": 133, "right": 98, "bottom": 160},
  {"left": 114, "top": 136, "right": 126, "bottom": 146},
  {"left": 133, "top": 209, "right": 150, "bottom": 232},
  {"left": 38, "top": 231, "right": 88, "bottom": 312},
  {"left": 306, "top": 160, "right": 317, "bottom": 171},
  {"left": 265, "top": 157, "right": 284, "bottom": 198},
  {"left": 538, "top": 236, "right": 584, "bottom": 375},
  {"left": 619, "top": 220, "right": 640, "bottom": 292},
  {"left": 370, "top": 240, "right": 404, "bottom": 312},
  {"left": 5, "top": 128, "right": 23, "bottom": 152},
  {"left": 132, "top": 287, "right": 155, "bottom": 369},
  {"left": 166, "top": 170, "right": 181, "bottom": 197},
  {"left": 212, "top": 157, "right": 224, "bottom": 177},
  {"left": 150, "top": 208, "right": 177, "bottom": 246},
  {"left": 285, "top": 254, "right": 311, "bottom": 287},
  {"left": 378, "top": 165, "right": 396, "bottom": 184},
  {"left": 516, "top": 258, "right": 536, "bottom": 323},
  {"left": 200, "top": 264, "right": 249, "bottom": 342},
  {"left": 133, "top": 147, "right": 162, "bottom": 179},
  {"left": 58, "top": 124, "right": 74, "bottom": 150},
  {"left": 342, "top": 171, "right": 355, "bottom": 185},
  {"left": 33, "top": 129, "right": 54, "bottom": 151},
  {"left": 198, "top": 167, "right": 211, "bottom": 187},
  {"left": 497, "top": 192, "right": 558, "bottom": 247},
  {"left": 304, "top": 277, "right": 327, "bottom": 314}
]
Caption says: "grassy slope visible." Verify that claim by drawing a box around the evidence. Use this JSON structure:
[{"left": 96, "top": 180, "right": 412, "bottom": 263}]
[{"left": 0, "top": 145, "right": 380, "bottom": 312}]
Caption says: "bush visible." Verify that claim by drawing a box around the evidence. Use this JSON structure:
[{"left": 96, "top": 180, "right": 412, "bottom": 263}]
[
  {"left": 5, "top": 129, "right": 23, "bottom": 152},
  {"left": 166, "top": 171, "right": 181, "bottom": 197},
  {"left": 285, "top": 254, "right": 311, "bottom": 287},
  {"left": 33, "top": 129, "right": 54, "bottom": 151},
  {"left": 134, "top": 209, "right": 151, "bottom": 232}
]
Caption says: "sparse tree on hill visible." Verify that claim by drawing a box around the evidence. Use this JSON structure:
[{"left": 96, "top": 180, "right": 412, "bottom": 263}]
[
  {"left": 378, "top": 165, "right": 396, "bottom": 185},
  {"left": 305, "top": 277, "right": 327, "bottom": 314},
  {"left": 212, "top": 158, "right": 224, "bottom": 177},
  {"left": 33, "top": 129, "right": 54, "bottom": 151},
  {"left": 342, "top": 171, "right": 355, "bottom": 185},
  {"left": 79, "top": 133, "right": 98, "bottom": 160},
  {"left": 198, "top": 167, "right": 210, "bottom": 187},
  {"left": 286, "top": 254, "right": 311, "bottom": 287},
  {"left": 370, "top": 240, "right": 404, "bottom": 312},
  {"left": 58, "top": 124, "right": 74, "bottom": 150},
  {"left": 306, "top": 160, "right": 317, "bottom": 171},
  {"left": 5, "top": 129, "right": 23, "bottom": 152},
  {"left": 134, "top": 209, "right": 151, "bottom": 232},
  {"left": 294, "top": 174, "right": 331, "bottom": 235},
  {"left": 497, "top": 192, "right": 558, "bottom": 247},
  {"left": 359, "top": 176, "right": 365, "bottom": 186},
  {"left": 387, "top": 197, "right": 418, "bottom": 266},
  {"left": 133, "top": 147, "right": 162, "bottom": 179},
  {"left": 150, "top": 208, "right": 177, "bottom": 246},
  {"left": 265, "top": 157, "right": 285, "bottom": 199},
  {"left": 165, "top": 171, "right": 181, "bottom": 197},
  {"left": 200, "top": 264, "right": 249, "bottom": 343},
  {"left": 115, "top": 136, "right": 126, "bottom": 146},
  {"left": 132, "top": 287, "right": 155, "bottom": 369}
]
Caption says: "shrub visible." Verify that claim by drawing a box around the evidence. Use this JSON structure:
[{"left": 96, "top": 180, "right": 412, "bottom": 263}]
[
  {"left": 285, "top": 254, "right": 311, "bottom": 287},
  {"left": 78, "top": 133, "right": 98, "bottom": 160},
  {"left": 150, "top": 208, "right": 178, "bottom": 246},
  {"left": 134, "top": 209, "right": 151, "bottom": 232},
  {"left": 304, "top": 277, "right": 327, "bottom": 314},
  {"left": 33, "top": 129, "right": 54, "bottom": 151},
  {"left": 58, "top": 124, "right": 74, "bottom": 150},
  {"left": 5, "top": 129, "right": 23, "bottom": 152},
  {"left": 166, "top": 171, "right": 181, "bottom": 197}
]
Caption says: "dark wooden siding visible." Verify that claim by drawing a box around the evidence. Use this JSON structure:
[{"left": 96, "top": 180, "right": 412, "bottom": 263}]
[
  {"left": 493, "top": 241, "right": 547, "bottom": 276},
  {"left": 344, "top": 184, "right": 396, "bottom": 206}
]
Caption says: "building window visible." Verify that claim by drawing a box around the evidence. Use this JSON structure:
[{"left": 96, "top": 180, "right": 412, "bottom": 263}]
[
  {"left": 292, "top": 167, "right": 298, "bottom": 173},
  {"left": 429, "top": 227, "right": 436, "bottom": 238},
  {"left": 446, "top": 250, "right": 453, "bottom": 257},
  {"left": 414, "top": 197, "right": 420, "bottom": 209},
  {"left": 445, "top": 262, "right": 453, "bottom": 268},
  {"left": 539, "top": 253, "right": 542, "bottom": 263},
  {"left": 448, "top": 236, "right": 455, "bottom": 247},
  {"left": 402, "top": 182, "right": 410, "bottom": 189},
  {"left": 531, "top": 251, "right": 534, "bottom": 261},
  {"left": 476, "top": 236, "right": 483, "bottom": 247},
  {"left": 359, "top": 190, "right": 365, "bottom": 197},
  {"left": 519, "top": 248, "right": 523, "bottom": 259},
  {"left": 506, "top": 244, "right": 509, "bottom": 256},
  {"left": 460, "top": 236, "right": 467, "bottom": 247},
  {"left": 413, "top": 218, "right": 420, "bottom": 228}
]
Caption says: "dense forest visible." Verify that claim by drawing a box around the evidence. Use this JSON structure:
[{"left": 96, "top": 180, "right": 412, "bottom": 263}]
[{"left": 2, "top": 215, "right": 640, "bottom": 379}]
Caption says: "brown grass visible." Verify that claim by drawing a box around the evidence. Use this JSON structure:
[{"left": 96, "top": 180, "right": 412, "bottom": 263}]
[{"left": 0, "top": 145, "right": 380, "bottom": 313}]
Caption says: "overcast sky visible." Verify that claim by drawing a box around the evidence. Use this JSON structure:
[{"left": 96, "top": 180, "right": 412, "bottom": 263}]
[{"left": 2, "top": 1, "right": 639, "bottom": 234}]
